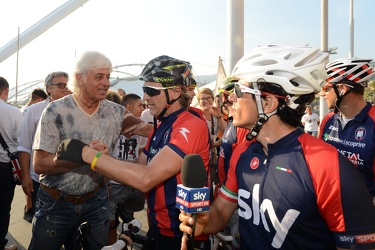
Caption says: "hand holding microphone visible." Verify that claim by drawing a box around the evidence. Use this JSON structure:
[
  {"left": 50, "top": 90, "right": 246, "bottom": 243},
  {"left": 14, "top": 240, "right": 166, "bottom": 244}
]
[{"left": 176, "top": 154, "right": 210, "bottom": 250}]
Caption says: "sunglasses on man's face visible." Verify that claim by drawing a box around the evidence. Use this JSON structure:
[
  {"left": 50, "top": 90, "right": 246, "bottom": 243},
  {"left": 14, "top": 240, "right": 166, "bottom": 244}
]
[
  {"left": 234, "top": 82, "right": 261, "bottom": 98},
  {"left": 142, "top": 85, "right": 177, "bottom": 97},
  {"left": 321, "top": 83, "right": 333, "bottom": 92},
  {"left": 51, "top": 82, "right": 68, "bottom": 89}
]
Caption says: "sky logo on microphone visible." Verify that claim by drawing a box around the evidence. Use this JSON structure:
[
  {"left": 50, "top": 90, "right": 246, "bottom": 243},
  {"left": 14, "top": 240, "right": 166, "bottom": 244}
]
[{"left": 176, "top": 184, "right": 210, "bottom": 213}]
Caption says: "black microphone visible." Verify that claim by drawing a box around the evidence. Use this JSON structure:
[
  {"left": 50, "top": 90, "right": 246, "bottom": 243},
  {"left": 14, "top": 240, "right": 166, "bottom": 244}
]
[{"left": 176, "top": 154, "right": 210, "bottom": 250}]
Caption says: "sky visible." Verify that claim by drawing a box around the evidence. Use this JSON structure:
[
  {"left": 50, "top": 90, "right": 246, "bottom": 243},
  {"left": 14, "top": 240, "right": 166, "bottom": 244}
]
[{"left": 0, "top": 0, "right": 374, "bottom": 93}]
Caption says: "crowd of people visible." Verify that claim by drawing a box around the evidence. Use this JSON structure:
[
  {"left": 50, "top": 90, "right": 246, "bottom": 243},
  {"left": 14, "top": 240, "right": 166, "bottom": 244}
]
[{"left": 1, "top": 44, "right": 375, "bottom": 250}]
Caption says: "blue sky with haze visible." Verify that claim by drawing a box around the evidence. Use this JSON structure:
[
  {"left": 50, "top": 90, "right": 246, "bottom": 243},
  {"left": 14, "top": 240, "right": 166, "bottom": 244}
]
[{"left": 0, "top": 0, "right": 373, "bottom": 89}]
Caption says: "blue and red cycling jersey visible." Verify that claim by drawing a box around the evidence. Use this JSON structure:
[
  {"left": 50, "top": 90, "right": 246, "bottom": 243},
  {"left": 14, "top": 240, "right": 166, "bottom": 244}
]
[
  {"left": 188, "top": 106, "right": 205, "bottom": 121},
  {"left": 217, "top": 121, "right": 247, "bottom": 185},
  {"left": 221, "top": 129, "right": 375, "bottom": 249},
  {"left": 143, "top": 108, "right": 211, "bottom": 237},
  {"left": 319, "top": 103, "right": 375, "bottom": 195}
]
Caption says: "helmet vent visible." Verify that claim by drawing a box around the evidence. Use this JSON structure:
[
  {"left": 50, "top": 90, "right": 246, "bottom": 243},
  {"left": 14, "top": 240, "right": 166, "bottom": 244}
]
[
  {"left": 290, "top": 80, "right": 299, "bottom": 87},
  {"left": 253, "top": 60, "right": 278, "bottom": 66}
]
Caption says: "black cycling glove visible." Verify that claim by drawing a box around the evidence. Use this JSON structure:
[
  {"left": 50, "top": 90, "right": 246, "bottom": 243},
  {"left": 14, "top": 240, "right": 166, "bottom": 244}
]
[{"left": 56, "top": 138, "right": 87, "bottom": 164}]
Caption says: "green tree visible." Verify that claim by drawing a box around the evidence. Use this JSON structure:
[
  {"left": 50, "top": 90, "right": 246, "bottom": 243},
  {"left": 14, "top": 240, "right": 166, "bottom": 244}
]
[{"left": 365, "top": 80, "right": 375, "bottom": 104}]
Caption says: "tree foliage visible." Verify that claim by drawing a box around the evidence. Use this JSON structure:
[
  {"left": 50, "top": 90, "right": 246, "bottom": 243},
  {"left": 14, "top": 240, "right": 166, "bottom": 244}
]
[{"left": 365, "top": 80, "right": 375, "bottom": 104}]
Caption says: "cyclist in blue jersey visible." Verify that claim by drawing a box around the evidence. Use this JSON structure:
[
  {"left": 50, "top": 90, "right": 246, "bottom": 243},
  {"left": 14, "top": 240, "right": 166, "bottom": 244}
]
[
  {"left": 319, "top": 58, "right": 375, "bottom": 202},
  {"left": 179, "top": 44, "right": 375, "bottom": 250}
]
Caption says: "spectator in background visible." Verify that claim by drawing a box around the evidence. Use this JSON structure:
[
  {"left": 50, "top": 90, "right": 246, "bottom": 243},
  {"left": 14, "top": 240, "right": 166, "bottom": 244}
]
[
  {"left": 197, "top": 88, "right": 227, "bottom": 184},
  {"left": 18, "top": 72, "right": 70, "bottom": 224},
  {"left": 301, "top": 105, "right": 320, "bottom": 137},
  {"left": 122, "top": 93, "right": 145, "bottom": 118},
  {"left": 28, "top": 51, "right": 151, "bottom": 250},
  {"left": 319, "top": 58, "right": 375, "bottom": 202},
  {"left": 214, "top": 94, "right": 221, "bottom": 108},
  {"left": 116, "top": 88, "right": 126, "bottom": 97},
  {"left": 141, "top": 108, "right": 154, "bottom": 124},
  {"left": 0, "top": 76, "right": 23, "bottom": 250},
  {"left": 18, "top": 87, "right": 48, "bottom": 223},
  {"left": 105, "top": 90, "right": 121, "bottom": 104},
  {"left": 106, "top": 92, "right": 147, "bottom": 244},
  {"left": 185, "top": 77, "right": 205, "bottom": 121},
  {"left": 197, "top": 88, "right": 227, "bottom": 146},
  {"left": 19, "top": 88, "right": 48, "bottom": 115}
]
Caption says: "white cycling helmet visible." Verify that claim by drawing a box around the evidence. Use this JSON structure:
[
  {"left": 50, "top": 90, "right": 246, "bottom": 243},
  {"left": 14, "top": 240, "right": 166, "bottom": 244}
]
[
  {"left": 326, "top": 58, "right": 375, "bottom": 84},
  {"left": 231, "top": 44, "right": 329, "bottom": 95}
]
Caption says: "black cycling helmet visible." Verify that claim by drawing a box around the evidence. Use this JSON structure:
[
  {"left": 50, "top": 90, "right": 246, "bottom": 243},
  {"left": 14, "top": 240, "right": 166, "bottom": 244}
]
[
  {"left": 140, "top": 55, "right": 193, "bottom": 87},
  {"left": 189, "top": 76, "right": 197, "bottom": 87},
  {"left": 141, "top": 55, "right": 194, "bottom": 123}
]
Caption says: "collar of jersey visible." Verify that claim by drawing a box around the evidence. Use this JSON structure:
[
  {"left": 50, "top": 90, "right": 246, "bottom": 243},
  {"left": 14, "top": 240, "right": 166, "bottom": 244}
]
[
  {"left": 267, "top": 129, "right": 304, "bottom": 154},
  {"left": 158, "top": 108, "right": 185, "bottom": 122}
]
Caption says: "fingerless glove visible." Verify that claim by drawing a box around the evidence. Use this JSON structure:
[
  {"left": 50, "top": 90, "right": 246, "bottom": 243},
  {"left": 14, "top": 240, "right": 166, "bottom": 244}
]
[{"left": 56, "top": 138, "right": 87, "bottom": 164}]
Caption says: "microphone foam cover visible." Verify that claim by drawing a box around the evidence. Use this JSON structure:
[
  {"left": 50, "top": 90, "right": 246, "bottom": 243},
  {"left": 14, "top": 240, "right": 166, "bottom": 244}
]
[{"left": 181, "top": 154, "right": 207, "bottom": 188}]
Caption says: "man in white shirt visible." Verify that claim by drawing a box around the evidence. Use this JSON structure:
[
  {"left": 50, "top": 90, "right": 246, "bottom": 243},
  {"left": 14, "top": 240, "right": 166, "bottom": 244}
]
[
  {"left": 17, "top": 72, "right": 70, "bottom": 223},
  {"left": 301, "top": 105, "right": 320, "bottom": 137},
  {"left": 0, "top": 76, "right": 23, "bottom": 250}
]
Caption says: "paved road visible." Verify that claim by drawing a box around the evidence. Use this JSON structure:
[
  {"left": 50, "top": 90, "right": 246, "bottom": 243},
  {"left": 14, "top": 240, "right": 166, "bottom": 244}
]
[{"left": 7, "top": 185, "right": 149, "bottom": 249}]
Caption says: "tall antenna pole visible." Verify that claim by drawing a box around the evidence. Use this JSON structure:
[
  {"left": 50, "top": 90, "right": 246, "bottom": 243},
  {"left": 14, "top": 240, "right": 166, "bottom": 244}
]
[
  {"left": 320, "top": 0, "right": 329, "bottom": 120},
  {"left": 227, "top": 0, "right": 244, "bottom": 74},
  {"left": 15, "top": 27, "right": 20, "bottom": 103},
  {"left": 349, "top": 0, "right": 354, "bottom": 57}
]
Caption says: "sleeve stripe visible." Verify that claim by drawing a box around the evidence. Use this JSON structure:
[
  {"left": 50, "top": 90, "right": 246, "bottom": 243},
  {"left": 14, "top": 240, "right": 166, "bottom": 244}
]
[{"left": 219, "top": 185, "right": 238, "bottom": 202}]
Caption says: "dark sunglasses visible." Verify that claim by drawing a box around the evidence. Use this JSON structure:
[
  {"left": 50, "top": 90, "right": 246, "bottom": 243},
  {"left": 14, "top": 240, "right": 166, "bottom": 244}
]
[
  {"left": 234, "top": 84, "right": 244, "bottom": 98},
  {"left": 51, "top": 82, "right": 68, "bottom": 89},
  {"left": 321, "top": 83, "right": 333, "bottom": 92},
  {"left": 142, "top": 85, "right": 177, "bottom": 97}
]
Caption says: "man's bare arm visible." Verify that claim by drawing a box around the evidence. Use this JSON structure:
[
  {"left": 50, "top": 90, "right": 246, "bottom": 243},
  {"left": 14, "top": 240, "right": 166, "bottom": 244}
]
[
  {"left": 132, "top": 123, "right": 152, "bottom": 138},
  {"left": 82, "top": 145, "right": 182, "bottom": 192},
  {"left": 19, "top": 151, "right": 33, "bottom": 195}
]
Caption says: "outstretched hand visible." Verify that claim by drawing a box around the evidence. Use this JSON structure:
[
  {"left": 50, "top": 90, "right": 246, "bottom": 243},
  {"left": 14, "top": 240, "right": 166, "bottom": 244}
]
[
  {"left": 209, "top": 105, "right": 222, "bottom": 118},
  {"left": 56, "top": 138, "right": 88, "bottom": 164}
]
